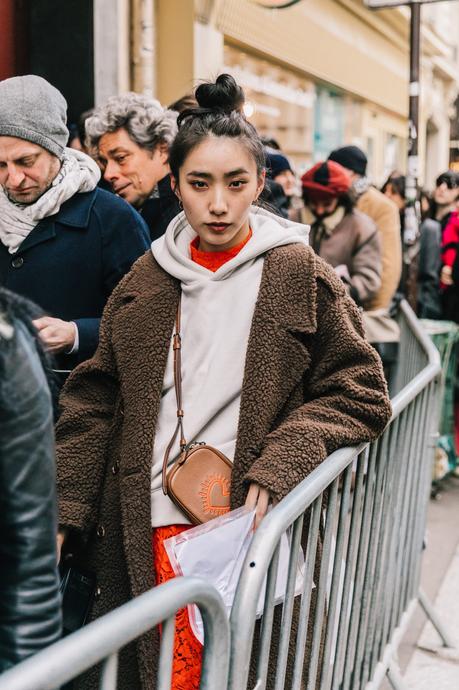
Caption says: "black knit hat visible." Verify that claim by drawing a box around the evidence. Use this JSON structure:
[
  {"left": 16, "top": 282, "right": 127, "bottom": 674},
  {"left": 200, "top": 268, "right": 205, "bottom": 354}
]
[
  {"left": 265, "top": 150, "right": 292, "bottom": 179},
  {"left": 328, "top": 145, "right": 367, "bottom": 176}
]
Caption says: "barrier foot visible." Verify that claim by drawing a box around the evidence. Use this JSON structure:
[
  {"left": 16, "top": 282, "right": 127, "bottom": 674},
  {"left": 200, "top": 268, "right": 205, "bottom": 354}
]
[
  {"left": 386, "top": 661, "right": 408, "bottom": 690},
  {"left": 418, "top": 588, "right": 457, "bottom": 649}
]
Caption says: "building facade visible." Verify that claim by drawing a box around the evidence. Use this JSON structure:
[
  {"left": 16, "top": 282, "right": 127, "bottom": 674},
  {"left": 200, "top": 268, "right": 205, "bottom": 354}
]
[
  {"left": 1, "top": 0, "right": 458, "bottom": 187},
  {"left": 149, "top": 0, "right": 459, "bottom": 186}
]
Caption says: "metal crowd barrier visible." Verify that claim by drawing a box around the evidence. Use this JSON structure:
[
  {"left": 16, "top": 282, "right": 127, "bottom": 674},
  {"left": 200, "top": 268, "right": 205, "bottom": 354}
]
[
  {"left": 1, "top": 301, "right": 453, "bottom": 690},
  {"left": 0, "top": 577, "right": 229, "bottom": 690},
  {"left": 228, "top": 300, "right": 454, "bottom": 690}
]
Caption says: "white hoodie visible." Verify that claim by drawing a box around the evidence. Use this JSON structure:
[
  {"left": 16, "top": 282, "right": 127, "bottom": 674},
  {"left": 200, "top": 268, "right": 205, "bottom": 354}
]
[{"left": 150, "top": 206, "right": 309, "bottom": 526}]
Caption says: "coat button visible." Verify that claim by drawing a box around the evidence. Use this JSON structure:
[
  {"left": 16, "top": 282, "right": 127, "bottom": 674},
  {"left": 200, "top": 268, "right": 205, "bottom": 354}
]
[
  {"left": 96, "top": 525, "right": 106, "bottom": 538},
  {"left": 94, "top": 586, "right": 102, "bottom": 600},
  {"left": 111, "top": 461, "right": 120, "bottom": 475},
  {"left": 11, "top": 256, "right": 24, "bottom": 268}
]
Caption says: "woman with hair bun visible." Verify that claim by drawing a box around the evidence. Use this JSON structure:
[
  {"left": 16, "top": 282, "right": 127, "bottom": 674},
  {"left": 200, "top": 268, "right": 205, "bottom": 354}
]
[{"left": 56, "top": 74, "right": 391, "bottom": 689}]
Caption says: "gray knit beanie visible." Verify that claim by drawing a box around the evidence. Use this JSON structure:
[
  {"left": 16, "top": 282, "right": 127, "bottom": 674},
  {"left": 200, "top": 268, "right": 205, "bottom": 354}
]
[{"left": 0, "top": 75, "right": 69, "bottom": 159}]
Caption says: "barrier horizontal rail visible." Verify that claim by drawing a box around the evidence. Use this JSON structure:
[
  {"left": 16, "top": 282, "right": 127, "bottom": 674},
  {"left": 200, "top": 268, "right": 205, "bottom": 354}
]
[
  {"left": 228, "top": 300, "right": 450, "bottom": 690},
  {"left": 0, "top": 577, "right": 229, "bottom": 690}
]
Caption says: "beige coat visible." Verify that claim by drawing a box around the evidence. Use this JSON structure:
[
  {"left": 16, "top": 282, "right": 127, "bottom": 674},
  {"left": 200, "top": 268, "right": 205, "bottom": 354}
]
[
  {"left": 357, "top": 187, "right": 402, "bottom": 310},
  {"left": 56, "top": 246, "right": 391, "bottom": 688}
]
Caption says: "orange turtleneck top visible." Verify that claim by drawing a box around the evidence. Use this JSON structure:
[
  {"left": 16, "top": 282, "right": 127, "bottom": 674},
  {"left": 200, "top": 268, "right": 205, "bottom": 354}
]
[{"left": 189, "top": 229, "right": 252, "bottom": 271}]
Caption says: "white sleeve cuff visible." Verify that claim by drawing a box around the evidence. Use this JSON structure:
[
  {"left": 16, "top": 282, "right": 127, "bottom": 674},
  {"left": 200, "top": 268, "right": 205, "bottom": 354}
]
[{"left": 66, "top": 322, "right": 79, "bottom": 354}]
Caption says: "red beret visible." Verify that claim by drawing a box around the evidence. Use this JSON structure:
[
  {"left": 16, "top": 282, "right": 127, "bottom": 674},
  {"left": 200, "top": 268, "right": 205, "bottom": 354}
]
[{"left": 301, "top": 161, "right": 351, "bottom": 201}]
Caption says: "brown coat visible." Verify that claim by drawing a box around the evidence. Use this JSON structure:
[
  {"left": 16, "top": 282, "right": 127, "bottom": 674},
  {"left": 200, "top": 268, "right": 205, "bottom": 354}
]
[
  {"left": 357, "top": 187, "right": 402, "bottom": 310},
  {"left": 302, "top": 207, "right": 382, "bottom": 308},
  {"left": 56, "top": 245, "right": 391, "bottom": 689}
]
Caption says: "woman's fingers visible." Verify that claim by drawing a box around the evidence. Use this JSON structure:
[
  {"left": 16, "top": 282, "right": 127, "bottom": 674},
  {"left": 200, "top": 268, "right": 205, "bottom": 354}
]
[
  {"left": 254, "top": 487, "right": 270, "bottom": 529},
  {"left": 245, "top": 483, "right": 272, "bottom": 529},
  {"left": 245, "top": 483, "right": 260, "bottom": 510}
]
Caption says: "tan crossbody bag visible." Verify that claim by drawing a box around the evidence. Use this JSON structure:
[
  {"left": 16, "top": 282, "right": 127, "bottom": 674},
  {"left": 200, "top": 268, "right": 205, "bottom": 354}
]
[{"left": 161, "top": 296, "right": 232, "bottom": 524}]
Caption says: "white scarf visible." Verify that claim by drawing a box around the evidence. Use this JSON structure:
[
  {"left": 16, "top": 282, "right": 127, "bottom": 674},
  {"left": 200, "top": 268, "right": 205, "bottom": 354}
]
[{"left": 0, "top": 148, "right": 101, "bottom": 254}]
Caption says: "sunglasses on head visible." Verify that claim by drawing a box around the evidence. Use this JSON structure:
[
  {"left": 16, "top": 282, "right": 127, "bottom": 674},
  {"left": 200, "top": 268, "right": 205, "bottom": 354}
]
[{"left": 436, "top": 175, "right": 458, "bottom": 189}]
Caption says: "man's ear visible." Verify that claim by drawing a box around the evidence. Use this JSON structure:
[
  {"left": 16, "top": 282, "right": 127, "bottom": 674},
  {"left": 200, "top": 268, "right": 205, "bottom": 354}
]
[{"left": 158, "top": 142, "right": 169, "bottom": 163}]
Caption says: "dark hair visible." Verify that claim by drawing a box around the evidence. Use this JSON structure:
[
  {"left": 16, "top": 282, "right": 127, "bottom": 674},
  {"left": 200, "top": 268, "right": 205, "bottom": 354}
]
[
  {"left": 261, "top": 137, "right": 281, "bottom": 151},
  {"left": 78, "top": 109, "right": 95, "bottom": 147},
  {"left": 381, "top": 175, "right": 405, "bottom": 199},
  {"left": 302, "top": 191, "right": 355, "bottom": 215},
  {"left": 168, "top": 93, "right": 198, "bottom": 114},
  {"left": 435, "top": 170, "right": 459, "bottom": 190},
  {"left": 168, "top": 74, "right": 266, "bottom": 179}
]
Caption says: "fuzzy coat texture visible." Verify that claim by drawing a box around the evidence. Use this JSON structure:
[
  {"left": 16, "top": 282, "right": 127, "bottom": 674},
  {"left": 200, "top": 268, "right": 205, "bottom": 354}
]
[{"left": 56, "top": 244, "right": 391, "bottom": 689}]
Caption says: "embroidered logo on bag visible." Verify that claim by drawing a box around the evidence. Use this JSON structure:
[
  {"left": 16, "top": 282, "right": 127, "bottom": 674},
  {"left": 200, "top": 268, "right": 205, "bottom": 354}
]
[{"left": 199, "top": 474, "right": 230, "bottom": 516}]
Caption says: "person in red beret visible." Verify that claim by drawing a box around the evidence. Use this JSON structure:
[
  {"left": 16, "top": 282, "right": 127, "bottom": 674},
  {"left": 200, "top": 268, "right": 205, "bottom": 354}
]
[{"left": 301, "top": 160, "right": 382, "bottom": 309}]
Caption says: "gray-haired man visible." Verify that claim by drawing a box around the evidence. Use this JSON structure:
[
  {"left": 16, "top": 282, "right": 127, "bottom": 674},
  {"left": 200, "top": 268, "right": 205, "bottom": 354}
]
[{"left": 86, "top": 93, "right": 180, "bottom": 241}]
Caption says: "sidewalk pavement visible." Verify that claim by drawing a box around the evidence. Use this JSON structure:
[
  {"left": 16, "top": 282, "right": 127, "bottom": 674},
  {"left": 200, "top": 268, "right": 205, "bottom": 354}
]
[{"left": 403, "top": 542, "right": 459, "bottom": 689}]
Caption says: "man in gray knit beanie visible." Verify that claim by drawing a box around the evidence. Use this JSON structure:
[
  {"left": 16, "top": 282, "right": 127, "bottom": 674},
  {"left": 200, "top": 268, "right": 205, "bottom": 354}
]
[
  {"left": 0, "top": 75, "right": 149, "bottom": 370},
  {"left": 0, "top": 74, "right": 69, "bottom": 160}
]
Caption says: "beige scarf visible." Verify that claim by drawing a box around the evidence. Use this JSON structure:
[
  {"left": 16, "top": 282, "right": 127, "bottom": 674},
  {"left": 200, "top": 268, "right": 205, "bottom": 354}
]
[{"left": 301, "top": 205, "right": 346, "bottom": 254}]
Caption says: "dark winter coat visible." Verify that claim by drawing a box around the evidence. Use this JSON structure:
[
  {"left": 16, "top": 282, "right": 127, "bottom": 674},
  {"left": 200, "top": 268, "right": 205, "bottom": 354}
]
[
  {"left": 417, "top": 218, "right": 442, "bottom": 319},
  {"left": 139, "top": 174, "right": 181, "bottom": 242},
  {"left": 56, "top": 245, "right": 391, "bottom": 688},
  {"left": 0, "top": 188, "right": 150, "bottom": 370},
  {"left": 0, "top": 289, "right": 61, "bottom": 671}
]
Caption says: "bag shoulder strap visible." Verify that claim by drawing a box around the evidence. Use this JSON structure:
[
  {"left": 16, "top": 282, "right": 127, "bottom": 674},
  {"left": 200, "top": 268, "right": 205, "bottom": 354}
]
[{"left": 162, "top": 294, "right": 187, "bottom": 495}]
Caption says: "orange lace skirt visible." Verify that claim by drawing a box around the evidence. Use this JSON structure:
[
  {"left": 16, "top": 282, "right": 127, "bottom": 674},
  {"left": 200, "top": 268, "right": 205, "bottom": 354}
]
[{"left": 152, "top": 526, "right": 203, "bottom": 690}]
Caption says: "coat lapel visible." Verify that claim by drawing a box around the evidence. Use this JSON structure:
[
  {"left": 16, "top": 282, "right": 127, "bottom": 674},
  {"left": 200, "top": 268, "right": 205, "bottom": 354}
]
[
  {"left": 112, "top": 254, "right": 180, "bottom": 477},
  {"left": 233, "top": 245, "right": 318, "bottom": 496},
  {"left": 17, "top": 218, "right": 57, "bottom": 253},
  {"left": 111, "top": 254, "right": 180, "bottom": 598}
]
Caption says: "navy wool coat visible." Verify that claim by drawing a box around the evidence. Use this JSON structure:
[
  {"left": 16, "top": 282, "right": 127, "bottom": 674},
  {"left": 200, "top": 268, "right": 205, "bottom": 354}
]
[{"left": 0, "top": 188, "right": 150, "bottom": 369}]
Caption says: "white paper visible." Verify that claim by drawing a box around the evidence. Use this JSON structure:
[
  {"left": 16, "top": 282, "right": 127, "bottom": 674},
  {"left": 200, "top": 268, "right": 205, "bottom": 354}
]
[{"left": 164, "top": 507, "right": 307, "bottom": 644}]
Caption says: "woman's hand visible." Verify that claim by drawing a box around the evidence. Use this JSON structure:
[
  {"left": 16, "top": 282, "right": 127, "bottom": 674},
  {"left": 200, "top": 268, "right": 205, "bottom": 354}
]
[
  {"left": 245, "top": 483, "right": 271, "bottom": 530},
  {"left": 56, "top": 528, "right": 68, "bottom": 564}
]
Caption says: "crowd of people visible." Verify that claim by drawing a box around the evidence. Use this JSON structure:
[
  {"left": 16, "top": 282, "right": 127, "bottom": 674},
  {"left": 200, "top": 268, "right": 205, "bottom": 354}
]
[{"left": 0, "top": 68, "right": 454, "bottom": 689}]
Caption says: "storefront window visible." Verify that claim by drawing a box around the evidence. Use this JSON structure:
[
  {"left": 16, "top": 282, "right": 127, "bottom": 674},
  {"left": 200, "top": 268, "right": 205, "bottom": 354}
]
[
  {"left": 224, "top": 44, "right": 314, "bottom": 171},
  {"left": 313, "top": 86, "right": 344, "bottom": 162},
  {"left": 383, "top": 133, "right": 405, "bottom": 180}
]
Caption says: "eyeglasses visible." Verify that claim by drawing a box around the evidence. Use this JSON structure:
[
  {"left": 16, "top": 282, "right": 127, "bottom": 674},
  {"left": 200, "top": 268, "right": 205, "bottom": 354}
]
[{"left": 435, "top": 175, "right": 458, "bottom": 190}]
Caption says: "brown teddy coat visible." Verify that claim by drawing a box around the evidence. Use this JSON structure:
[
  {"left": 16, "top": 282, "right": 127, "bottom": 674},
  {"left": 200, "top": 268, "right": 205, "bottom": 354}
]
[{"left": 56, "top": 244, "right": 391, "bottom": 689}]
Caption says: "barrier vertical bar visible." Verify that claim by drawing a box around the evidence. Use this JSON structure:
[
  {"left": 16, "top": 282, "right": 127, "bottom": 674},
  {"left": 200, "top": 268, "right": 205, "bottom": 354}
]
[
  {"left": 306, "top": 478, "right": 339, "bottom": 690},
  {"left": 319, "top": 463, "right": 353, "bottom": 689},
  {"left": 341, "top": 441, "right": 379, "bottom": 690},
  {"left": 255, "top": 543, "right": 281, "bottom": 690},
  {"left": 273, "top": 515, "right": 305, "bottom": 690},
  {"left": 157, "top": 615, "right": 175, "bottom": 690},
  {"left": 291, "top": 497, "right": 323, "bottom": 690},
  {"left": 99, "top": 653, "right": 118, "bottom": 690},
  {"left": 331, "top": 449, "right": 368, "bottom": 690}
]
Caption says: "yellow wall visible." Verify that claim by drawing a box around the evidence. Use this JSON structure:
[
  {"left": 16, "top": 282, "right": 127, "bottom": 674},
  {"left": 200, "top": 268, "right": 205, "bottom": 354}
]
[
  {"left": 156, "top": 0, "right": 195, "bottom": 106},
  {"left": 215, "top": 0, "right": 409, "bottom": 117}
]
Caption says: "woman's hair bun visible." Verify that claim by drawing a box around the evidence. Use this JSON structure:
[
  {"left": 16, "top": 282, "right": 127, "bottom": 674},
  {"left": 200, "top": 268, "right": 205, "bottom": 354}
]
[{"left": 195, "top": 74, "right": 245, "bottom": 114}]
